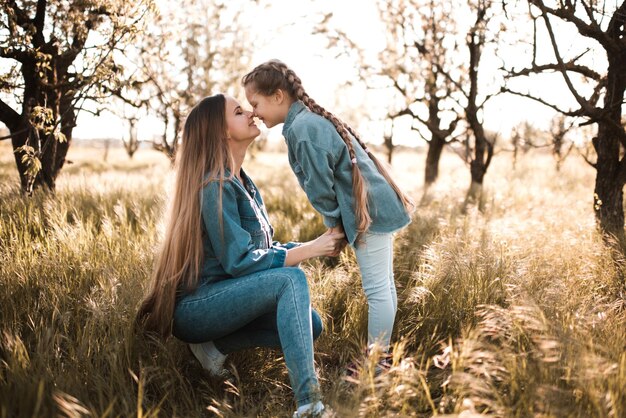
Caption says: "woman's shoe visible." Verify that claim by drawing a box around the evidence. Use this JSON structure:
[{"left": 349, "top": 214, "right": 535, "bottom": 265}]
[
  {"left": 293, "top": 401, "right": 333, "bottom": 417},
  {"left": 188, "top": 341, "right": 231, "bottom": 379}
]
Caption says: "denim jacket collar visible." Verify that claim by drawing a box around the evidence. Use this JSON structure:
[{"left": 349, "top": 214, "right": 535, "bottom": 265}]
[{"left": 282, "top": 101, "right": 306, "bottom": 135}]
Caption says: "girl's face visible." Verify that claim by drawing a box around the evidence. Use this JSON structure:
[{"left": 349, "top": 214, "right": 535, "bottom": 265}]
[
  {"left": 224, "top": 96, "right": 259, "bottom": 145},
  {"left": 244, "top": 85, "right": 287, "bottom": 129}
]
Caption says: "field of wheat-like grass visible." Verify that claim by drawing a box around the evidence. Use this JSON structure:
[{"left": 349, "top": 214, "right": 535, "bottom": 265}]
[{"left": 0, "top": 142, "right": 624, "bottom": 417}]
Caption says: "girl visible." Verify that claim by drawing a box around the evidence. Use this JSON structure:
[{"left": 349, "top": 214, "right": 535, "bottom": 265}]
[
  {"left": 242, "top": 60, "right": 414, "bottom": 369},
  {"left": 136, "top": 94, "right": 344, "bottom": 417}
]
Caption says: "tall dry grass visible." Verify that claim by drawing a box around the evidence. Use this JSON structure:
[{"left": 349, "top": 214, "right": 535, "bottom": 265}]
[{"left": 0, "top": 142, "right": 624, "bottom": 417}]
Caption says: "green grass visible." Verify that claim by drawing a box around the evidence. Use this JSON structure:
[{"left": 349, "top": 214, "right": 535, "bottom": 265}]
[{"left": 0, "top": 142, "right": 624, "bottom": 417}]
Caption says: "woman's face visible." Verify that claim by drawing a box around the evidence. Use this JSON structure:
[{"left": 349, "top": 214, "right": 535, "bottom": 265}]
[{"left": 224, "top": 96, "right": 260, "bottom": 145}]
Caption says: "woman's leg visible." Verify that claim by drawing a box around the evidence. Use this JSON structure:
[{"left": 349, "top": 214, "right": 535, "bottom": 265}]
[
  {"left": 212, "top": 309, "right": 323, "bottom": 354},
  {"left": 354, "top": 232, "right": 396, "bottom": 348},
  {"left": 172, "top": 267, "right": 320, "bottom": 407}
]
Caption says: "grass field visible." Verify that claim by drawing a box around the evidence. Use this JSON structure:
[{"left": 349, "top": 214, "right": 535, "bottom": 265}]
[{"left": 0, "top": 141, "right": 624, "bottom": 417}]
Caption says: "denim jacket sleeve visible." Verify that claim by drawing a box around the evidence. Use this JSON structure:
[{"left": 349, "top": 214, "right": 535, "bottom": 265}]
[
  {"left": 272, "top": 241, "right": 301, "bottom": 250},
  {"left": 294, "top": 140, "right": 341, "bottom": 228},
  {"left": 201, "top": 180, "right": 287, "bottom": 277}
]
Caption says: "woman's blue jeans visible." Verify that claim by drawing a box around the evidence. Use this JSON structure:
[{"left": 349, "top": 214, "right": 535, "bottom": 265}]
[{"left": 172, "top": 267, "right": 322, "bottom": 407}]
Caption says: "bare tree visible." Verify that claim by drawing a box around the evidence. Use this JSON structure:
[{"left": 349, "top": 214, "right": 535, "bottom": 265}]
[
  {"left": 382, "top": 118, "right": 395, "bottom": 164},
  {"left": 318, "top": 0, "right": 501, "bottom": 207},
  {"left": 130, "top": 0, "right": 256, "bottom": 163},
  {"left": 460, "top": 0, "right": 499, "bottom": 209},
  {"left": 550, "top": 115, "right": 575, "bottom": 172},
  {"left": 505, "top": 120, "right": 546, "bottom": 169},
  {"left": 504, "top": 0, "right": 626, "bottom": 242},
  {"left": 376, "top": 0, "right": 463, "bottom": 188},
  {"left": 0, "top": 0, "right": 154, "bottom": 193},
  {"left": 318, "top": 0, "right": 463, "bottom": 186},
  {"left": 123, "top": 116, "right": 140, "bottom": 159}
]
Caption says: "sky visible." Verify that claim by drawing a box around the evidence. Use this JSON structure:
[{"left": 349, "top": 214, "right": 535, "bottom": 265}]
[
  {"left": 3, "top": 0, "right": 608, "bottom": 146},
  {"left": 73, "top": 0, "right": 386, "bottom": 143}
]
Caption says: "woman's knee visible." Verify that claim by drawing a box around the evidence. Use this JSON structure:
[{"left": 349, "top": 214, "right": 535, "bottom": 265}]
[
  {"left": 311, "top": 309, "right": 323, "bottom": 340},
  {"left": 280, "top": 267, "right": 310, "bottom": 295}
]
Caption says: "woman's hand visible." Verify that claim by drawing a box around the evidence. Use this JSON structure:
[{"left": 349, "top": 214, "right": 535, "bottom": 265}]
[
  {"left": 326, "top": 225, "right": 348, "bottom": 256},
  {"left": 310, "top": 230, "right": 346, "bottom": 257},
  {"left": 284, "top": 230, "right": 346, "bottom": 266}
]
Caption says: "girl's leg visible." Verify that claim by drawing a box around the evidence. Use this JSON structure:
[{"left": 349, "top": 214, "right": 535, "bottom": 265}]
[
  {"left": 173, "top": 267, "right": 320, "bottom": 407},
  {"left": 213, "top": 309, "right": 323, "bottom": 354},
  {"left": 389, "top": 234, "right": 397, "bottom": 315},
  {"left": 354, "top": 232, "right": 395, "bottom": 348}
]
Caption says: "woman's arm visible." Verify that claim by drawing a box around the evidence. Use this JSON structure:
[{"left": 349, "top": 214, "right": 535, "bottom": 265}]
[
  {"left": 284, "top": 230, "right": 345, "bottom": 266},
  {"left": 202, "top": 182, "right": 288, "bottom": 276}
]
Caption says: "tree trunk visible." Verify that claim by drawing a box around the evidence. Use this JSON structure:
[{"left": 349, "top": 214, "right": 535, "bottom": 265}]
[
  {"left": 384, "top": 134, "right": 394, "bottom": 165},
  {"left": 463, "top": 180, "right": 484, "bottom": 213},
  {"left": 10, "top": 123, "right": 31, "bottom": 191},
  {"left": 11, "top": 117, "right": 72, "bottom": 193},
  {"left": 594, "top": 173, "right": 625, "bottom": 243},
  {"left": 424, "top": 134, "right": 445, "bottom": 187},
  {"left": 593, "top": 49, "right": 626, "bottom": 243}
]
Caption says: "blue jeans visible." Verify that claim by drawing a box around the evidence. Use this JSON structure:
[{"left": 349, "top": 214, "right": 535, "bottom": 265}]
[
  {"left": 353, "top": 232, "right": 396, "bottom": 348},
  {"left": 172, "top": 267, "right": 321, "bottom": 407}
]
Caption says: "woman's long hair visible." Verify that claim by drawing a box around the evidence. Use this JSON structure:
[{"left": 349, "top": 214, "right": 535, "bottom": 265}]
[
  {"left": 136, "top": 94, "right": 233, "bottom": 338},
  {"left": 243, "top": 59, "right": 414, "bottom": 233}
]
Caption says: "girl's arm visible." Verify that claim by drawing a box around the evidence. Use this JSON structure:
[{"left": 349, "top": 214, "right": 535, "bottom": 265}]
[{"left": 293, "top": 140, "right": 342, "bottom": 229}]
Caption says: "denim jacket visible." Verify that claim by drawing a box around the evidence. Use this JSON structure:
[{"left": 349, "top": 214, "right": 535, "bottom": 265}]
[
  {"left": 199, "top": 169, "right": 297, "bottom": 282},
  {"left": 282, "top": 101, "right": 411, "bottom": 245}
]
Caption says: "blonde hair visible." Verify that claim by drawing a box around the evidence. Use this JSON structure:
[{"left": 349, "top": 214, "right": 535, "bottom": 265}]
[
  {"left": 242, "top": 59, "right": 414, "bottom": 233},
  {"left": 136, "top": 94, "right": 233, "bottom": 338}
]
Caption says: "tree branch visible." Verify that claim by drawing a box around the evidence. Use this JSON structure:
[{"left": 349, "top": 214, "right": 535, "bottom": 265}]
[
  {"left": 0, "top": 126, "right": 29, "bottom": 141},
  {"left": 530, "top": 0, "right": 619, "bottom": 53},
  {"left": 0, "top": 98, "right": 21, "bottom": 131},
  {"left": 6, "top": 0, "right": 32, "bottom": 29},
  {"left": 32, "top": 0, "right": 47, "bottom": 47},
  {"left": 432, "top": 62, "right": 468, "bottom": 99},
  {"left": 577, "top": 147, "right": 597, "bottom": 169},
  {"left": 501, "top": 86, "right": 585, "bottom": 117},
  {"left": 0, "top": 47, "right": 28, "bottom": 62},
  {"left": 478, "top": 90, "right": 499, "bottom": 110},
  {"left": 539, "top": 6, "right": 598, "bottom": 116},
  {"left": 506, "top": 61, "right": 602, "bottom": 81}
]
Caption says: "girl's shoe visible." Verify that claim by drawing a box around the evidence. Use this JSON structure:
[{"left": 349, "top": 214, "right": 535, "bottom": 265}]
[
  {"left": 189, "top": 341, "right": 231, "bottom": 379},
  {"left": 345, "top": 350, "right": 393, "bottom": 379}
]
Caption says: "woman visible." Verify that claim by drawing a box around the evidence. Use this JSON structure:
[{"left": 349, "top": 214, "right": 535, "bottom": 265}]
[{"left": 136, "top": 94, "right": 343, "bottom": 417}]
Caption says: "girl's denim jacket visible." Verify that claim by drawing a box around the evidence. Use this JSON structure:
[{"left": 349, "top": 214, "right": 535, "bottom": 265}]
[
  {"left": 282, "top": 101, "right": 411, "bottom": 245},
  {"left": 199, "top": 169, "right": 297, "bottom": 282}
]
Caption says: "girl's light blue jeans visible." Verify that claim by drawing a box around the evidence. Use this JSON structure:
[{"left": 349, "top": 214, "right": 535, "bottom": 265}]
[
  {"left": 353, "top": 231, "right": 397, "bottom": 348},
  {"left": 172, "top": 267, "right": 322, "bottom": 407}
]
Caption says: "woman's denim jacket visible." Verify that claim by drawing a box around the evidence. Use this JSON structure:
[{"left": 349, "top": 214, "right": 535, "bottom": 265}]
[
  {"left": 199, "top": 169, "right": 297, "bottom": 283},
  {"left": 282, "top": 101, "right": 411, "bottom": 245}
]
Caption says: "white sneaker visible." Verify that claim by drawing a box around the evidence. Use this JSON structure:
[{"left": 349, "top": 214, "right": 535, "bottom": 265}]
[
  {"left": 293, "top": 401, "right": 328, "bottom": 418},
  {"left": 188, "top": 341, "right": 230, "bottom": 378}
]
